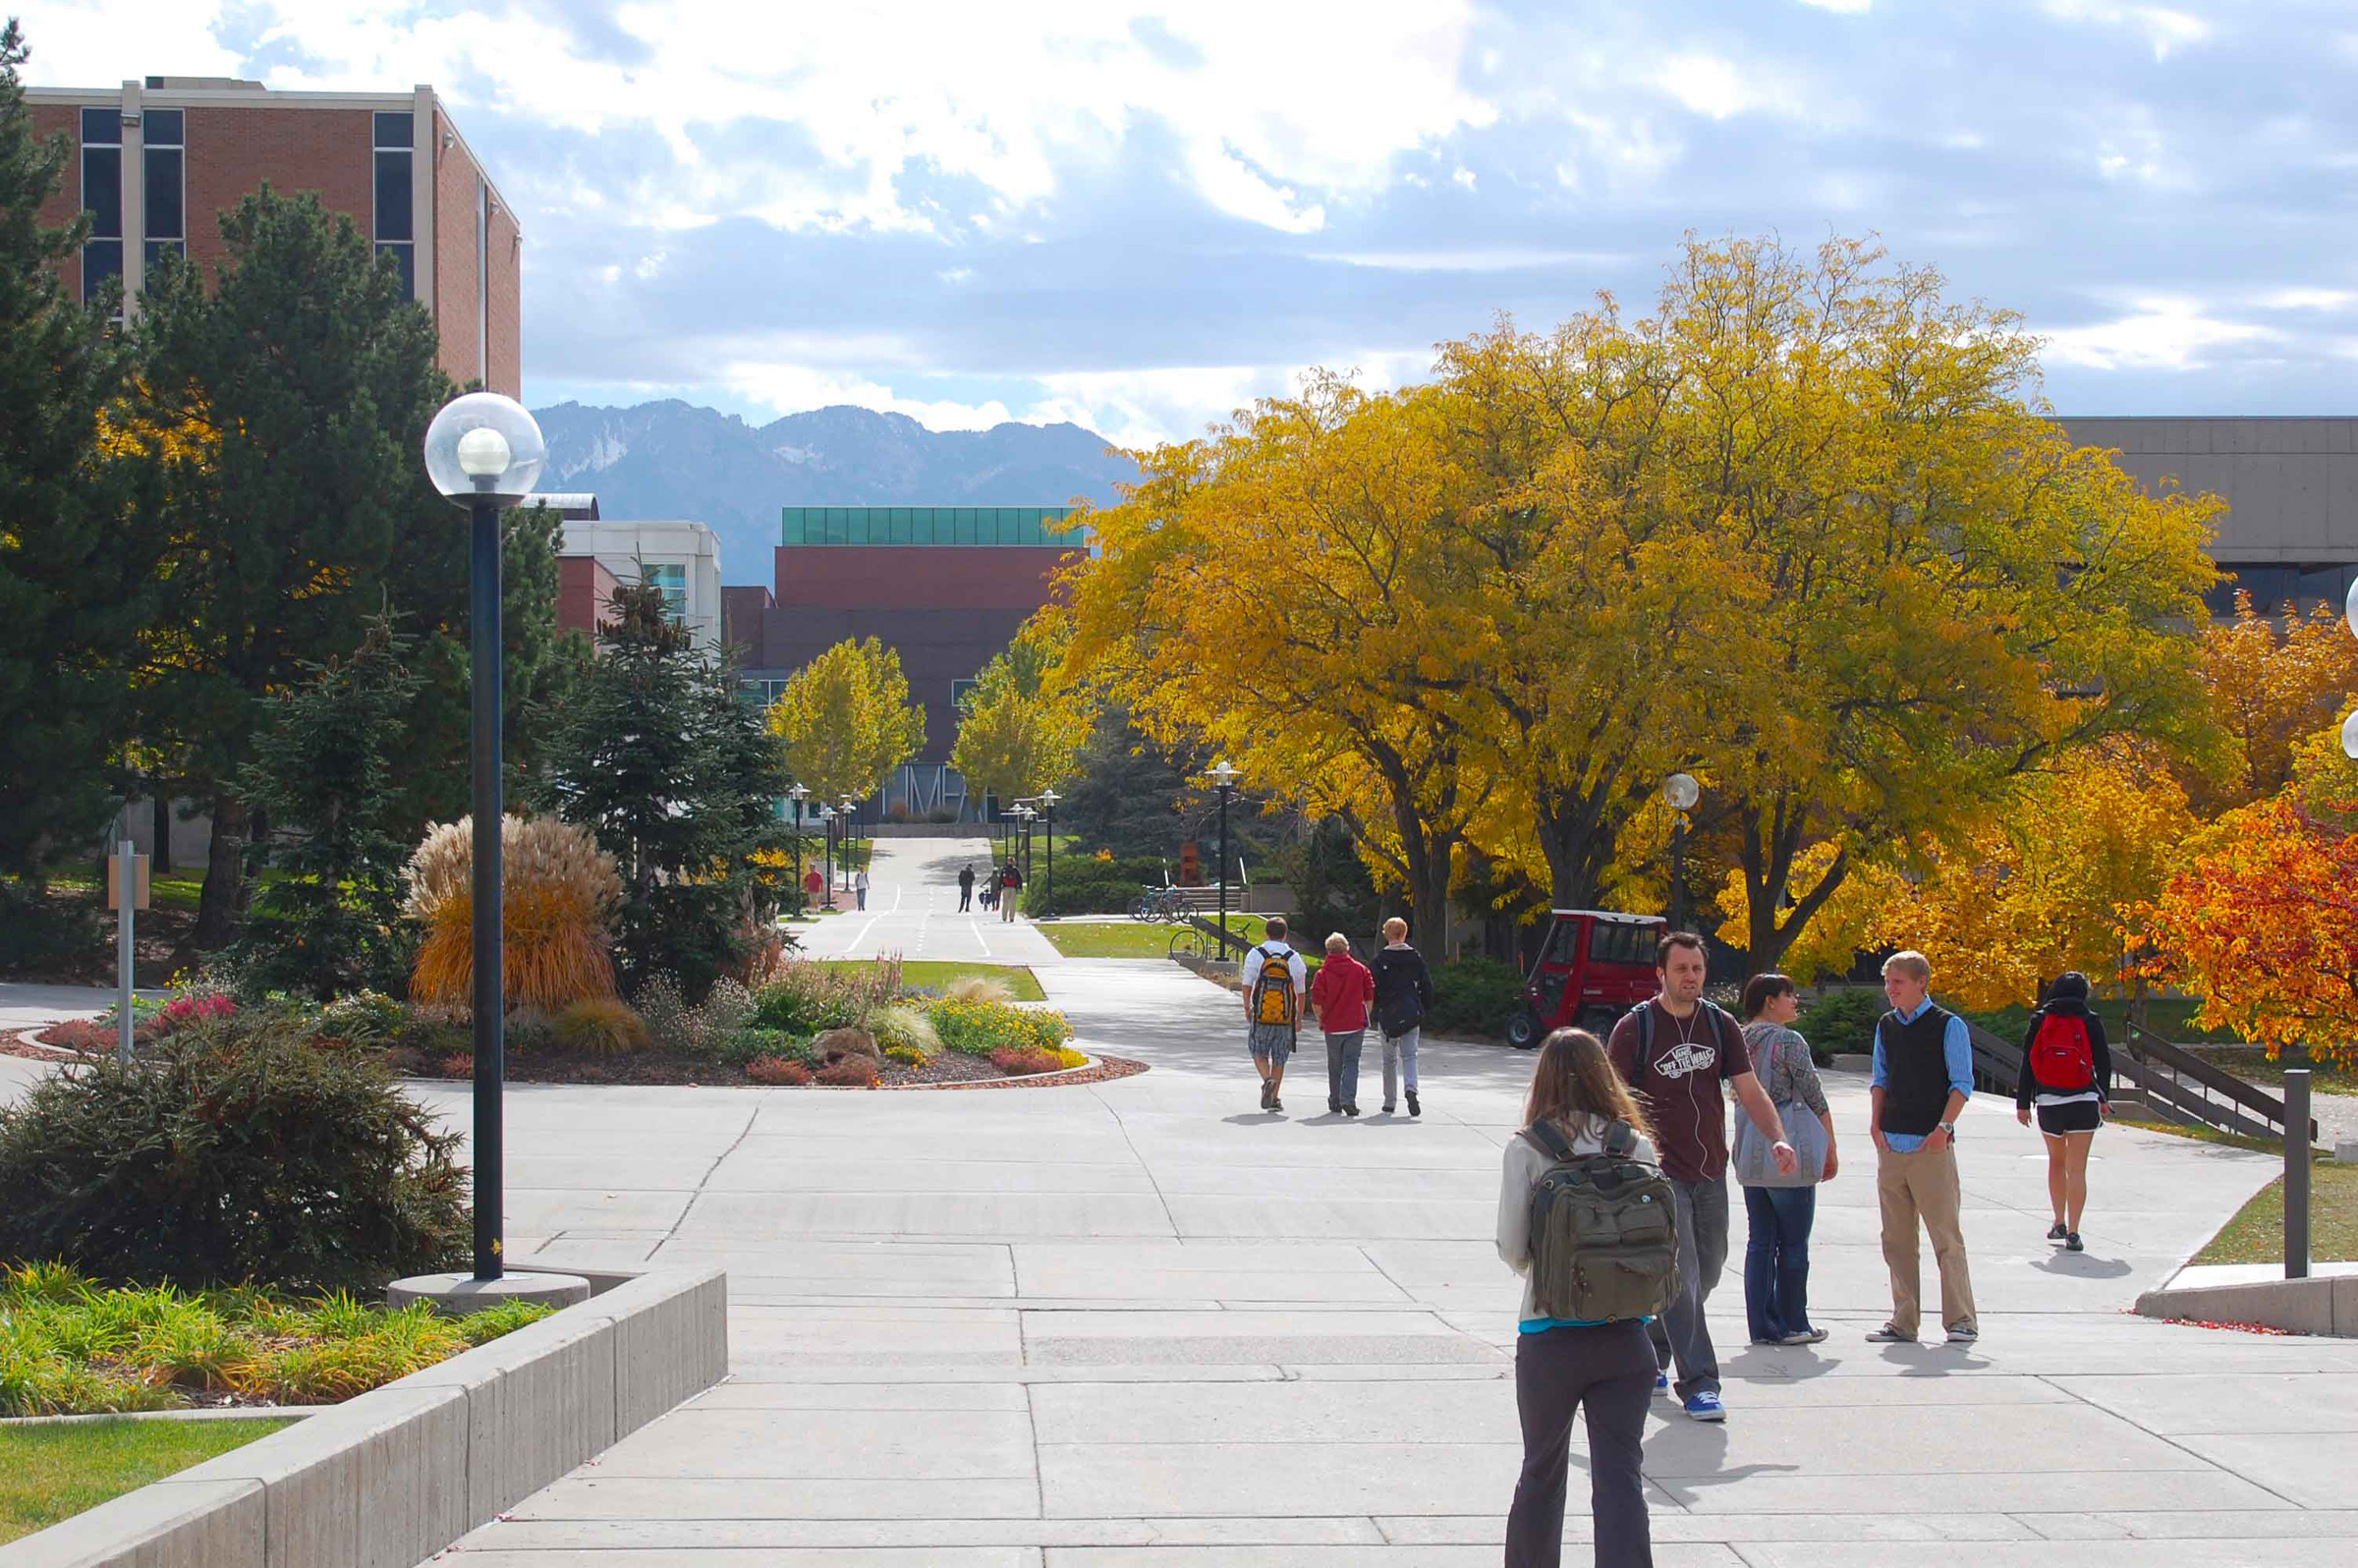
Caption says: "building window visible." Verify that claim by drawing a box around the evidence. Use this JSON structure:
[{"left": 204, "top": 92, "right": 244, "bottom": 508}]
[
  {"left": 80, "top": 106, "right": 122, "bottom": 307},
  {"left": 952, "top": 677, "right": 982, "bottom": 713},
  {"left": 372, "top": 111, "right": 414, "bottom": 300},
  {"left": 646, "top": 563, "right": 687, "bottom": 624},
  {"left": 141, "top": 107, "right": 184, "bottom": 273}
]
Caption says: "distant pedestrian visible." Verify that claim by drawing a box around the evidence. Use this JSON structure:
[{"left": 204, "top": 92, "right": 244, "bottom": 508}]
[
  {"left": 1736, "top": 974, "right": 1838, "bottom": 1348},
  {"left": 1240, "top": 917, "right": 1307, "bottom": 1112},
  {"left": 998, "top": 858, "right": 1023, "bottom": 923},
  {"left": 2015, "top": 971, "right": 2111, "bottom": 1254},
  {"left": 1868, "top": 950, "right": 1979, "bottom": 1345},
  {"left": 1310, "top": 932, "right": 1374, "bottom": 1115},
  {"left": 958, "top": 862, "right": 976, "bottom": 912},
  {"left": 1605, "top": 931, "right": 1797, "bottom": 1422},
  {"left": 1498, "top": 1028, "right": 1665, "bottom": 1568},
  {"left": 1370, "top": 917, "right": 1435, "bottom": 1118},
  {"left": 854, "top": 866, "right": 870, "bottom": 911}
]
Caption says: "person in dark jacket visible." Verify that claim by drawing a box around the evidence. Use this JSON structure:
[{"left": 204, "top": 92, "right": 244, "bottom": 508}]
[
  {"left": 958, "top": 863, "right": 976, "bottom": 912},
  {"left": 2014, "top": 971, "right": 2112, "bottom": 1253},
  {"left": 1370, "top": 918, "right": 1437, "bottom": 1117}
]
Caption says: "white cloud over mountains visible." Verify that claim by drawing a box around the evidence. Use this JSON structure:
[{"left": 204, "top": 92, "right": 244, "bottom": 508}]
[{"left": 21, "top": 0, "right": 2358, "bottom": 444}]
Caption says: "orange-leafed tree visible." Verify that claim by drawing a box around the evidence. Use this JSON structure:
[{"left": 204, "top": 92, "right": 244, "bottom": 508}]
[
  {"left": 2144, "top": 792, "right": 2358, "bottom": 1066},
  {"left": 2190, "top": 592, "right": 2358, "bottom": 814}
]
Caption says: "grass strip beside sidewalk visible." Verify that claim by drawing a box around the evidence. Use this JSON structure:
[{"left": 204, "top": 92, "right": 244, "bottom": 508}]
[{"left": 0, "top": 1417, "right": 294, "bottom": 1544}]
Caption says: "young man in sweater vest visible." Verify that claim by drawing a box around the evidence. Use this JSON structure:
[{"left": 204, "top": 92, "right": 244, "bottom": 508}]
[{"left": 1868, "top": 950, "right": 1980, "bottom": 1345}]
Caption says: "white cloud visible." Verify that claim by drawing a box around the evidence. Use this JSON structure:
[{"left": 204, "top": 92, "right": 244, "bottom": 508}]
[
  {"left": 938, "top": 267, "right": 975, "bottom": 285},
  {"left": 1310, "top": 248, "right": 1625, "bottom": 272},
  {"left": 2042, "top": 298, "right": 2280, "bottom": 372},
  {"left": 1797, "top": 0, "right": 1874, "bottom": 12},
  {"left": 10, "top": 0, "right": 244, "bottom": 83},
  {"left": 2259, "top": 288, "right": 2355, "bottom": 311},
  {"left": 2042, "top": 1, "right": 2211, "bottom": 60},
  {"left": 1652, "top": 52, "right": 1809, "bottom": 122},
  {"left": 720, "top": 362, "right": 1015, "bottom": 432}
]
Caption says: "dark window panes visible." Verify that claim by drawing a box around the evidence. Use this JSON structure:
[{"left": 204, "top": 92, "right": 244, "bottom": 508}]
[
  {"left": 82, "top": 146, "right": 121, "bottom": 237},
  {"left": 143, "top": 108, "right": 183, "bottom": 145},
  {"left": 143, "top": 146, "right": 182, "bottom": 240},
  {"left": 373, "top": 150, "right": 413, "bottom": 241},
  {"left": 81, "top": 107, "right": 120, "bottom": 144},
  {"left": 373, "top": 111, "right": 414, "bottom": 149},
  {"left": 142, "top": 239, "right": 186, "bottom": 271},
  {"left": 83, "top": 240, "right": 122, "bottom": 304},
  {"left": 377, "top": 242, "right": 415, "bottom": 300}
]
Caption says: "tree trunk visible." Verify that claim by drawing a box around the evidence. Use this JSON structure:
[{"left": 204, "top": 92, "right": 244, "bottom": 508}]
[
  {"left": 152, "top": 790, "right": 172, "bottom": 874},
  {"left": 193, "top": 792, "right": 249, "bottom": 950}
]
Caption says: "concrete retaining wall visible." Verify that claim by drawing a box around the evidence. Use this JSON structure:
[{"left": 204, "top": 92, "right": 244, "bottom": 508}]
[
  {"left": 2134, "top": 1273, "right": 2358, "bottom": 1337},
  {"left": 4, "top": 1266, "right": 727, "bottom": 1568}
]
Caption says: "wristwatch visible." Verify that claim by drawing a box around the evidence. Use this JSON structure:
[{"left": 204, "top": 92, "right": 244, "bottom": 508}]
[{"left": 1937, "top": 1121, "right": 1956, "bottom": 1140}]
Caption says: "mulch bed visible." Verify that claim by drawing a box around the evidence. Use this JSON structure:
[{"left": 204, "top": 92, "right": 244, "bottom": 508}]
[{"left": 4, "top": 1028, "right": 1148, "bottom": 1092}]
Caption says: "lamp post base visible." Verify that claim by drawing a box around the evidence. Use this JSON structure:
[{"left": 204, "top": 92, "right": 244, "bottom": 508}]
[{"left": 386, "top": 1270, "right": 592, "bottom": 1317}]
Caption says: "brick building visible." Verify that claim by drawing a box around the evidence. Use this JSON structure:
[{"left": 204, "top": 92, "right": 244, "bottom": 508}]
[
  {"left": 28, "top": 77, "right": 519, "bottom": 398},
  {"left": 730, "top": 506, "right": 1087, "bottom": 818}
]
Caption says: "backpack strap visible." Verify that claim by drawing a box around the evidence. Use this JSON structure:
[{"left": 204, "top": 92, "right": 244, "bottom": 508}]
[
  {"left": 1636, "top": 1001, "right": 1654, "bottom": 1056},
  {"left": 1524, "top": 1118, "right": 1576, "bottom": 1163},
  {"left": 1602, "top": 1118, "right": 1637, "bottom": 1158}
]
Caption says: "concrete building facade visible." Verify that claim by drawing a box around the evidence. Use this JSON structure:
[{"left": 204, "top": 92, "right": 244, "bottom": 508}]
[
  {"left": 2059, "top": 416, "right": 2358, "bottom": 615},
  {"left": 28, "top": 76, "right": 520, "bottom": 398},
  {"left": 558, "top": 519, "right": 725, "bottom": 651}
]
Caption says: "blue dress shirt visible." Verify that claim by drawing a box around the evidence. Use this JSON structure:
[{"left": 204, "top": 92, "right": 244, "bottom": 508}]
[{"left": 1871, "top": 999, "right": 1974, "bottom": 1152}]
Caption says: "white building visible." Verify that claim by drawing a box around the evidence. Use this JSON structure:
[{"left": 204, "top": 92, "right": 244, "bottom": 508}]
[{"left": 558, "top": 519, "right": 725, "bottom": 652}]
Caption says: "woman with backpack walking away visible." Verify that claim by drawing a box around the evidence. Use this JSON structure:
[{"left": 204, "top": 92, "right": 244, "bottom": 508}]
[
  {"left": 2015, "top": 972, "right": 2112, "bottom": 1252},
  {"left": 1497, "top": 1028, "right": 1669, "bottom": 1568}
]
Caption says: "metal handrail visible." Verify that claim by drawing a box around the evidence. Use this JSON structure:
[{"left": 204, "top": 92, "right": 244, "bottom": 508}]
[
  {"left": 2123, "top": 1021, "right": 2319, "bottom": 1144},
  {"left": 1964, "top": 1017, "right": 2319, "bottom": 1145}
]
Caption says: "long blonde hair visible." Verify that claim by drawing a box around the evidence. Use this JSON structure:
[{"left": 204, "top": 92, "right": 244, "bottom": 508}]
[{"left": 1523, "top": 1028, "right": 1653, "bottom": 1143}]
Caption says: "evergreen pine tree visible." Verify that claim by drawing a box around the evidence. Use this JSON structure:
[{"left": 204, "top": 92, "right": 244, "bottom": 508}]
[{"left": 230, "top": 612, "right": 423, "bottom": 998}]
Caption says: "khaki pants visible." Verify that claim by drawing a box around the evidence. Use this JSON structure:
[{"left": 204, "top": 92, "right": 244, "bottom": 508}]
[{"left": 1877, "top": 1141, "right": 1977, "bottom": 1338}]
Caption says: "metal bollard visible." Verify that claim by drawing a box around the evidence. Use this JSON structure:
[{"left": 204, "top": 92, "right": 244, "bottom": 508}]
[{"left": 2285, "top": 1068, "right": 2311, "bottom": 1281}]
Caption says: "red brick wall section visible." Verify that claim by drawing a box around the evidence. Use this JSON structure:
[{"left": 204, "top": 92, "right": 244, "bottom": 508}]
[
  {"left": 184, "top": 105, "right": 374, "bottom": 283},
  {"left": 558, "top": 556, "right": 619, "bottom": 642},
  {"left": 432, "top": 108, "right": 483, "bottom": 391},
  {"left": 31, "top": 102, "right": 82, "bottom": 295},
  {"left": 771, "top": 545, "right": 1082, "bottom": 610},
  {"left": 485, "top": 196, "right": 521, "bottom": 398}
]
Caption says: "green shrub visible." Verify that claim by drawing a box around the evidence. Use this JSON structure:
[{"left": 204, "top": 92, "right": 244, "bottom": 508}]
[
  {"left": 870, "top": 1002, "right": 940, "bottom": 1061},
  {"left": 1019, "top": 854, "right": 1170, "bottom": 918},
  {"left": 753, "top": 965, "right": 858, "bottom": 1034},
  {"left": 1794, "top": 987, "right": 1889, "bottom": 1065},
  {"left": 0, "top": 1010, "right": 470, "bottom": 1293},
  {"left": 928, "top": 997, "right": 1074, "bottom": 1057},
  {"left": 718, "top": 1028, "right": 815, "bottom": 1068},
  {"left": 1426, "top": 959, "right": 1525, "bottom": 1037},
  {"left": 315, "top": 989, "right": 405, "bottom": 1045},
  {"left": 0, "top": 877, "right": 111, "bottom": 977}
]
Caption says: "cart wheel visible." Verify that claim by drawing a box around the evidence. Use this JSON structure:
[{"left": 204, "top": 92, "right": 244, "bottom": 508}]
[{"left": 1506, "top": 1008, "right": 1543, "bottom": 1050}]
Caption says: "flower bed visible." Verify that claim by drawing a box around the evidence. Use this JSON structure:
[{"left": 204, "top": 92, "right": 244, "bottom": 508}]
[{"left": 0, "top": 1262, "right": 553, "bottom": 1418}]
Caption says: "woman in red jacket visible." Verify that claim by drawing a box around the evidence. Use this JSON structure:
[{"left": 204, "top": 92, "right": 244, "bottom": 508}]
[{"left": 1310, "top": 932, "right": 1376, "bottom": 1116}]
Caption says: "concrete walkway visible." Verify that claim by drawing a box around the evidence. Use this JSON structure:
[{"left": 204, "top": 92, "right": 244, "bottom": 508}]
[
  {"left": 793, "top": 836, "right": 1062, "bottom": 966},
  {"left": 427, "top": 850, "right": 2358, "bottom": 1564}
]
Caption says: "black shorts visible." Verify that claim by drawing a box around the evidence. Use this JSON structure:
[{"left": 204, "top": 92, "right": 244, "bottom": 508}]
[{"left": 2036, "top": 1099, "right": 2103, "bottom": 1137}]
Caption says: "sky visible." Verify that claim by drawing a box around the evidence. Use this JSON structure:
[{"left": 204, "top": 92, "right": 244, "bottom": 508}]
[{"left": 19, "top": 0, "right": 2358, "bottom": 446}]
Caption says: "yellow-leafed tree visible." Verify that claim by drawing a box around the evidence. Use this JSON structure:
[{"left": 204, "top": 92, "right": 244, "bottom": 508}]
[
  {"left": 766, "top": 636, "right": 926, "bottom": 805},
  {"left": 951, "top": 619, "right": 1096, "bottom": 812}
]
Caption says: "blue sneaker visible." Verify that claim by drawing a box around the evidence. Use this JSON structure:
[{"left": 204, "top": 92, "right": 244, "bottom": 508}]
[
  {"left": 1683, "top": 1390, "right": 1726, "bottom": 1423},
  {"left": 1656, "top": 1372, "right": 1669, "bottom": 1395}
]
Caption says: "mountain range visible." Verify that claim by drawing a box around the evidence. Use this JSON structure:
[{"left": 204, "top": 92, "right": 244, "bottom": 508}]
[{"left": 529, "top": 400, "right": 1140, "bottom": 585}]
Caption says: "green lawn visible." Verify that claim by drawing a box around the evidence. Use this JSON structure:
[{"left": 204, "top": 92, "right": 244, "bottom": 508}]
[
  {"left": 41, "top": 866, "right": 216, "bottom": 915},
  {"left": 2195, "top": 1159, "right": 2358, "bottom": 1265},
  {"left": 1041, "top": 915, "right": 1270, "bottom": 960},
  {"left": 813, "top": 960, "right": 1044, "bottom": 1002},
  {"left": 0, "top": 1418, "right": 295, "bottom": 1544}
]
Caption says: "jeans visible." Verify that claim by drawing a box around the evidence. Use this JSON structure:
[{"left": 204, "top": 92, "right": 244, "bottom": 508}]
[
  {"left": 959, "top": 888, "right": 972, "bottom": 911},
  {"left": 1323, "top": 1030, "right": 1364, "bottom": 1108},
  {"left": 1647, "top": 1175, "right": 1729, "bottom": 1400},
  {"left": 1380, "top": 1027, "right": 1420, "bottom": 1105},
  {"left": 1742, "top": 1184, "right": 1817, "bottom": 1342},
  {"left": 856, "top": 886, "right": 867, "bottom": 910},
  {"left": 1506, "top": 1318, "right": 1656, "bottom": 1568}
]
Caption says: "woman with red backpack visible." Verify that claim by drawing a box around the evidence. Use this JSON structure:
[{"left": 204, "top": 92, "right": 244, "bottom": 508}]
[{"left": 2014, "top": 971, "right": 2113, "bottom": 1253}]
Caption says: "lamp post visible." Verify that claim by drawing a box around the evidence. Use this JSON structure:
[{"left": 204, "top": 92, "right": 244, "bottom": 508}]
[
  {"left": 840, "top": 796, "right": 858, "bottom": 899},
  {"left": 1015, "top": 805, "right": 1036, "bottom": 889},
  {"left": 1209, "top": 759, "right": 1239, "bottom": 944},
  {"left": 1039, "top": 788, "right": 1059, "bottom": 914},
  {"left": 422, "top": 392, "right": 546, "bottom": 1284},
  {"left": 787, "top": 784, "right": 809, "bottom": 915},
  {"left": 819, "top": 805, "right": 836, "bottom": 909},
  {"left": 1662, "top": 772, "right": 1700, "bottom": 933}
]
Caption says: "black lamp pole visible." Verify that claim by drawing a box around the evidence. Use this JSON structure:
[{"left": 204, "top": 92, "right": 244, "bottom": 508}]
[
  {"left": 468, "top": 496, "right": 505, "bottom": 1282},
  {"left": 1669, "top": 812, "right": 1687, "bottom": 932},
  {"left": 1043, "top": 803, "right": 1054, "bottom": 910},
  {"left": 1217, "top": 782, "right": 1232, "bottom": 942},
  {"left": 823, "top": 812, "right": 836, "bottom": 910}
]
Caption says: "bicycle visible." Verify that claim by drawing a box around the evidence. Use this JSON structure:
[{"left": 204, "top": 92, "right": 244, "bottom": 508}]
[{"left": 1129, "top": 885, "right": 1187, "bottom": 923}]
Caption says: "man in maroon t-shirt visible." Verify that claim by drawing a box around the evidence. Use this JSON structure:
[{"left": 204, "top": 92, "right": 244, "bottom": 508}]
[{"left": 1607, "top": 931, "right": 1795, "bottom": 1422}]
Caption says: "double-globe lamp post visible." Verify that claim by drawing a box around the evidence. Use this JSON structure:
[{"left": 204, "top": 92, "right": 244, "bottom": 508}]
[
  {"left": 422, "top": 392, "right": 546, "bottom": 1284},
  {"left": 819, "top": 806, "right": 837, "bottom": 910},
  {"left": 1039, "top": 789, "right": 1059, "bottom": 913},
  {"left": 1209, "top": 759, "right": 1239, "bottom": 945},
  {"left": 787, "top": 784, "right": 810, "bottom": 915}
]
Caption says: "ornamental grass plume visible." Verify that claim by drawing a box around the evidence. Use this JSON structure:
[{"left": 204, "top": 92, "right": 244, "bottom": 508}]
[{"left": 405, "top": 815, "right": 622, "bottom": 1017}]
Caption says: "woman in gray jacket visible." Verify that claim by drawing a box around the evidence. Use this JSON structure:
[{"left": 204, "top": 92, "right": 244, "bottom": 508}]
[
  {"left": 1497, "top": 1029, "right": 1657, "bottom": 1568},
  {"left": 1737, "top": 974, "right": 1838, "bottom": 1346}
]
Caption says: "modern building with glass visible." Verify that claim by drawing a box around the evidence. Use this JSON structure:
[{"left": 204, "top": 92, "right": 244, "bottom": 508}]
[{"left": 729, "top": 506, "right": 1089, "bottom": 818}]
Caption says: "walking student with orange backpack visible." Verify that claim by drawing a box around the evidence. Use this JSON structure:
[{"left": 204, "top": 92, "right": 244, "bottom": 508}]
[
  {"left": 2015, "top": 971, "right": 2112, "bottom": 1253},
  {"left": 1240, "top": 917, "right": 1307, "bottom": 1112}
]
